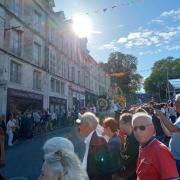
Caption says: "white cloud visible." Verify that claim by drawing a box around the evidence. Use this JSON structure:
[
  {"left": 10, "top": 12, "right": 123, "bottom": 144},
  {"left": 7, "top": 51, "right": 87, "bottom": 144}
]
[
  {"left": 138, "top": 49, "right": 162, "bottom": 56},
  {"left": 118, "top": 37, "right": 127, "bottom": 43},
  {"left": 150, "top": 36, "right": 160, "bottom": 44},
  {"left": 98, "top": 42, "right": 119, "bottom": 51},
  {"left": 116, "top": 24, "right": 124, "bottom": 28},
  {"left": 91, "top": 30, "right": 102, "bottom": 34},
  {"left": 151, "top": 19, "right": 163, "bottom": 24},
  {"left": 117, "top": 27, "right": 180, "bottom": 49},
  {"left": 158, "top": 31, "right": 177, "bottom": 40},
  {"left": 128, "top": 32, "right": 141, "bottom": 40},
  {"left": 160, "top": 9, "right": 180, "bottom": 20},
  {"left": 166, "top": 45, "right": 180, "bottom": 51}
]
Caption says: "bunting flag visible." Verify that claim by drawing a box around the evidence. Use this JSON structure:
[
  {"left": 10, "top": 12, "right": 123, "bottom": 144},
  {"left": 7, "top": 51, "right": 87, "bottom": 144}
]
[
  {"left": 66, "top": 0, "right": 144, "bottom": 19},
  {"left": 103, "top": 8, "right": 108, "bottom": 13}
]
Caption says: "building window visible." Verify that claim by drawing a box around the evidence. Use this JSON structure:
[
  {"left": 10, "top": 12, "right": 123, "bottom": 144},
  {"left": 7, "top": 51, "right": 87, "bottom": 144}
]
[
  {"left": 78, "top": 71, "right": 80, "bottom": 84},
  {"left": 33, "top": 70, "right": 41, "bottom": 90},
  {"left": 49, "top": 52, "right": 56, "bottom": 74},
  {"left": 10, "top": 61, "right": 22, "bottom": 83},
  {"left": 71, "top": 67, "right": 75, "bottom": 82},
  {"left": 33, "top": 11, "right": 41, "bottom": 31},
  {"left": 10, "top": 30, "right": 22, "bottom": 56},
  {"left": 56, "top": 80, "right": 60, "bottom": 93},
  {"left": 61, "top": 82, "right": 65, "bottom": 95},
  {"left": 0, "top": 17, "right": 4, "bottom": 47},
  {"left": 49, "top": 26, "right": 55, "bottom": 42},
  {"left": 12, "top": 0, "right": 22, "bottom": 16},
  {"left": 51, "top": 78, "right": 55, "bottom": 92},
  {"left": 33, "top": 42, "right": 41, "bottom": 66}
]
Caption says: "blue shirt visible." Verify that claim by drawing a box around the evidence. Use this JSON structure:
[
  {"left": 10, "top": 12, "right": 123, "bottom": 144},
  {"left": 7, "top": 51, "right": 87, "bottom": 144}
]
[{"left": 169, "top": 117, "right": 180, "bottom": 160}]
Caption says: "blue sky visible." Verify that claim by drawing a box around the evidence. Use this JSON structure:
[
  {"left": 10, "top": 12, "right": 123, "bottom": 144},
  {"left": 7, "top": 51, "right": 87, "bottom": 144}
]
[{"left": 54, "top": 0, "right": 180, "bottom": 79}]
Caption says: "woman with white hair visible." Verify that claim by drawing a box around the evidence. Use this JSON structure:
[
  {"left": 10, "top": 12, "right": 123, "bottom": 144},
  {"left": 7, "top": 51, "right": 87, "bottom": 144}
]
[{"left": 39, "top": 137, "right": 88, "bottom": 180}]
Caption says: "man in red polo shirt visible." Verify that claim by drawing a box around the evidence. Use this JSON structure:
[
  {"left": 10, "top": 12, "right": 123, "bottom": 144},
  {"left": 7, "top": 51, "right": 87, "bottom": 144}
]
[{"left": 132, "top": 112, "right": 179, "bottom": 180}]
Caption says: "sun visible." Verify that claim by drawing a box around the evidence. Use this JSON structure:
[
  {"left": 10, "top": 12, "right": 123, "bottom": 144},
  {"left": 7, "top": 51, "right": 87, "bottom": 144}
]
[{"left": 72, "top": 15, "right": 93, "bottom": 38}]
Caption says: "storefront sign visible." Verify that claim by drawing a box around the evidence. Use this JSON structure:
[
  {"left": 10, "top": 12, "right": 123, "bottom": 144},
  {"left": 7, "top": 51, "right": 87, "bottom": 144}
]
[
  {"left": 49, "top": 96, "right": 67, "bottom": 105},
  {"left": 8, "top": 88, "right": 43, "bottom": 100}
]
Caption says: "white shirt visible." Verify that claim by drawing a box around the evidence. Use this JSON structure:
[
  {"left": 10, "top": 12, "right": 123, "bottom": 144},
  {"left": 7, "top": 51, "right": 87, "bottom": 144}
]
[
  {"left": 6, "top": 120, "right": 15, "bottom": 134},
  {"left": 82, "top": 130, "right": 94, "bottom": 171}
]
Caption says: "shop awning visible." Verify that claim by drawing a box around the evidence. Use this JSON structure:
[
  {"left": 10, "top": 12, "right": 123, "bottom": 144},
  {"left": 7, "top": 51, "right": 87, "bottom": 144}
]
[{"left": 169, "top": 79, "right": 180, "bottom": 90}]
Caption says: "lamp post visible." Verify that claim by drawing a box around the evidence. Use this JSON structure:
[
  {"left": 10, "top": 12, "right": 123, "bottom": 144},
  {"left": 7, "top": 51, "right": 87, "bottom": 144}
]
[{"left": 166, "top": 68, "right": 170, "bottom": 101}]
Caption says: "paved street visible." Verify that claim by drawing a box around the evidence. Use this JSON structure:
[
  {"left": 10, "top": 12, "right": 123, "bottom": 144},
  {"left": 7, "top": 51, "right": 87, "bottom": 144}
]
[{"left": 1, "top": 126, "right": 85, "bottom": 180}]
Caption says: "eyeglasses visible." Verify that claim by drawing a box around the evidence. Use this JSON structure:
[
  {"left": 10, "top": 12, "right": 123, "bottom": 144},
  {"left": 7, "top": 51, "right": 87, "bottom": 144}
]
[{"left": 133, "top": 124, "right": 152, "bottom": 132}]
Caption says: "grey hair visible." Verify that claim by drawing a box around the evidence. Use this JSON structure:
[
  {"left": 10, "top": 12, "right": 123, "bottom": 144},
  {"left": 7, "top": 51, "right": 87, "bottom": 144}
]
[
  {"left": 44, "top": 150, "right": 88, "bottom": 180},
  {"left": 80, "top": 112, "right": 99, "bottom": 129},
  {"left": 175, "top": 94, "right": 180, "bottom": 102},
  {"left": 132, "top": 112, "right": 152, "bottom": 125},
  {"left": 43, "top": 137, "right": 74, "bottom": 155}
]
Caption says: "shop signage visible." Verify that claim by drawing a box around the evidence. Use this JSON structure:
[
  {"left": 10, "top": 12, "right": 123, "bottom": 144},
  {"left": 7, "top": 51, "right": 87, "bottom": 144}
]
[
  {"left": 8, "top": 88, "right": 43, "bottom": 100},
  {"left": 49, "top": 96, "right": 67, "bottom": 105}
]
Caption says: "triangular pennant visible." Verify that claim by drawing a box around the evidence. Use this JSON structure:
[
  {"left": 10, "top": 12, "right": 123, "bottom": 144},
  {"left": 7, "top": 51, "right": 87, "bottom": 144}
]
[
  {"left": 112, "top": 5, "right": 117, "bottom": 9},
  {"left": 103, "top": 8, "right": 108, "bottom": 13}
]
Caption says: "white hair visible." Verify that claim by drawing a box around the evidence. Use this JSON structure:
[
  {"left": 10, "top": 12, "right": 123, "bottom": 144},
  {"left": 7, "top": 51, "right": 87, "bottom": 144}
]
[
  {"left": 43, "top": 137, "right": 74, "bottom": 155},
  {"left": 175, "top": 94, "right": 180, "bottom": 102},
  {"left": 44, "top": 150, "right": 88, "bottom": 180},
  {"left": 80, "top": 112, "right": 99, "bottom": 129},
  {"left": 132, "top": 112, "right": 152, "bottom": 125}
]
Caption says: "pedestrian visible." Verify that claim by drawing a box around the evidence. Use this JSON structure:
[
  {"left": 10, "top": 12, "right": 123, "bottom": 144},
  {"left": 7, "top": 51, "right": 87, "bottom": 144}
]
[
  {"left": 6, "top": 114, "right": 16, "bottom": 147},
  {"left": 132, "top": 112, "right": 179, "bottom": 180},
  {"left": 118, "top": 113, "right": 139, "bottom": 180},
  {"left": 39, "top": 137, "right": 88, "bottom": 180},
  {"left": 154, "top": 93, "right": 180, "bottom": 175},
  {"left": 102, "top": 117, "right": 122, "bottom": 177},
  {"left": 76, "top": 112, "right": 112, "bottom": 180}
]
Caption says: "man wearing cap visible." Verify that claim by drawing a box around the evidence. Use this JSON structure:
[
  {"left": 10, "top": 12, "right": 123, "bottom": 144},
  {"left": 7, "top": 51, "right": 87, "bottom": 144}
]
[
  {"left": 155, "top": 93, "right": 180, "bottom": 174},
  {"left": 76, "top": 112, "right": 112, "bottom": 180},
  {"left": 132, "top": 112, "right": 179, "bottom": 180}
]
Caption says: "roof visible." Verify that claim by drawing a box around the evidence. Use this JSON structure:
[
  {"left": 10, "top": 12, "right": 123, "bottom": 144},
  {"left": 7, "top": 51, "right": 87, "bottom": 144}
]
[{"left": 169, "top": 79, "right": 180, "bottom": 90}]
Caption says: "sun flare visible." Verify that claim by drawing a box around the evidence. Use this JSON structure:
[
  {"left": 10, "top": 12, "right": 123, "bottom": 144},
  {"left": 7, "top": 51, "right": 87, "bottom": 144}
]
[{"left": 72, "top": 15, "right": 93, "bottom": 38}]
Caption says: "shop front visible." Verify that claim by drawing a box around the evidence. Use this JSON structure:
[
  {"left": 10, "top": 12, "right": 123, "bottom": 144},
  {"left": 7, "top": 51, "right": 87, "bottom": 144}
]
[
  {"left": 49, "top": 96, "right": 67, "bottom": 115},
  {"left": 7, "top": 88, "right": 43, "bottom": 115},
  {"left": 85, "top": 91, "right": 98, "bottom": 107}
]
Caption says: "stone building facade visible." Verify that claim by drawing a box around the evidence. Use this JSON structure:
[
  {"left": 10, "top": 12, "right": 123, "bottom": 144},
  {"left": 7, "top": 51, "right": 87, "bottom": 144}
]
[{"left": 0, "top": 0, "right": 110, "bottom": 115}]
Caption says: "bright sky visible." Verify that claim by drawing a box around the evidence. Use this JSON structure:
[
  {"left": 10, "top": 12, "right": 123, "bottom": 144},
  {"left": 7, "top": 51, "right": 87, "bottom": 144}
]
[{"left": 54, "top": 0, "right": 180, "bottom": 79}]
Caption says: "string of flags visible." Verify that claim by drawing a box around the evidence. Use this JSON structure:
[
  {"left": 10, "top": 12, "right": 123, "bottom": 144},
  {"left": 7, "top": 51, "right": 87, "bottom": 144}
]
[{"left": 68, "top": 0, "right": 144, "bottom": 19}]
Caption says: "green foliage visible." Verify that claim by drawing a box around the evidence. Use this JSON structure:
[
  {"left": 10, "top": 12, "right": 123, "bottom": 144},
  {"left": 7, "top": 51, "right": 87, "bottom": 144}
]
[
  {"left": 144, "top": 57, "right": 180, "bottom": 100},
  {"left": 100, "top": 51, "right": 142, "bottom": 100}
]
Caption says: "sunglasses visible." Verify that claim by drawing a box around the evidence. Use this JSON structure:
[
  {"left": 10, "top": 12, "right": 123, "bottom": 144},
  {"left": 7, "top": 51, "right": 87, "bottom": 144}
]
[{"left": 133, "top": 124, "right": 152, "bottom": 132}]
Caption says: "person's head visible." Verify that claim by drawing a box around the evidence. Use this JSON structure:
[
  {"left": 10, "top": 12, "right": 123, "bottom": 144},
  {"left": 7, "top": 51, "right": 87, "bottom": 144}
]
[
  {"left": 175, "top": 94, "right": 180, "bottom": 112},
  {"left": 132, "top": 112, "right": 154, "bottom": 145},
  {"left": 75, "top": 112, "right": 99, "bottom": 137},
  {"left": 43, "top": 137, "right": 74, "bottom": 155},
  {"left": 1, "top": 114, "right": 5, "bottom": 121},
  {"left": 119, "top": 113, "right": 133, "bottom": 135},
  {"left": 40, "top": 137, "right": 87, "bottom": 180},
  {"left": 134, "top": 107, "right": 148, "bottom": 114},
  {"left": 103, "top": 117, "right": 118, "bottom": 137},
  {"left": 8, "top": 113, "right": 13, "bottom": 120}
]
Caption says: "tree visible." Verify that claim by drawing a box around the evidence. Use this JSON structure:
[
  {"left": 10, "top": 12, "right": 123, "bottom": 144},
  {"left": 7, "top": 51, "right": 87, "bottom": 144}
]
[
  {"left": 144, "top": 57, "right": 180, "bottom": 101},
  {"left": 100, "top": 51, "right": 142, "bottom": 103}
]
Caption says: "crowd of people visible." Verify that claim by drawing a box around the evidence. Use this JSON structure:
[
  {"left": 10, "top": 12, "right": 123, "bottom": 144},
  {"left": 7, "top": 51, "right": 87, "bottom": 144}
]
[
  {"left": 38, "top": 94, "right": 180, "bottom": 180},
  {"left": 0, "top": 108, "right": 70, "bottom": 170},
  {"left": 0, "top": 94, "right": 180, "bottom": 179}
]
